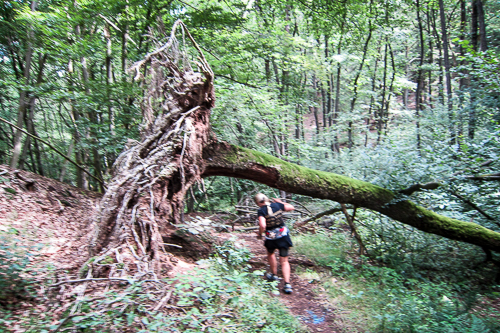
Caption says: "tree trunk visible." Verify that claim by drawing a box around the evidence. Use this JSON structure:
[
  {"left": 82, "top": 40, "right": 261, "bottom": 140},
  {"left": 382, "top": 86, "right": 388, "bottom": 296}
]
[
  {"left": 431, "top": 7, "right": 445, "bottom": 106},
  {"left": 439, "top": 0, "right": 455, "bottom": 144},
  {"left": 377, "top": 40, "right": 388, "bottom": 143},
  {"left": 321, "top": 86, "right": 327, "bottom": 129},
  {"left": 477, "top": 0, "right": 487, "bottom": 51},
  {"left": 202, "top": 142, "right": 500, "bottom": 252},
  {"left": 349, "top": 22, "right": 372, "bottom": 148},
  {"left": 383, "top": 43, "right": 396, "bottom": 135},
  {"left": 325, "top": 35, "right": 332, "bottom": 129},
  {"left": 11, "top": 1, "right": 36, "bottom": 169},
  {"left": 312, "top": 74, "right": 320, "bottom": 134},
  {"left": 471, "top": 0, "right": 479, "bottom": 51},
  {"left": 426, "top": 6, "right": 434, "bottom": 109},
  {"left": 458, "top": 0, "right": 467, "bottom": 139},
  {"left": 415, "top": 0, "right": 425, "bottom": 151},
  {"left": 367, "top": 45, "right": 380, "bottom": 147},
  {"left": 333, "top": 35, "right": 343, "bottom": 153}
]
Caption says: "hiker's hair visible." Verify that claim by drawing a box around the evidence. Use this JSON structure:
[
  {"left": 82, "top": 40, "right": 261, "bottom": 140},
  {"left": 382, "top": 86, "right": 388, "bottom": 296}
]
[{"left": 254, "top": 193, "right": 270, "bottom": 205}]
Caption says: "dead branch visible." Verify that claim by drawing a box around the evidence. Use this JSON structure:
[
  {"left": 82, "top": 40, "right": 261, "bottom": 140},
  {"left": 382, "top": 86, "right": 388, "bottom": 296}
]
[
  {"left": 153, "top": 290, "right": 173, "bottom": 311},
  {"left": 294, "top": 207, "right": 344, "bottom": 228},
  {"left": 449, "top": 190, "right": 499, "bottom": 226},
  {"left": 341, "top": 204, "right": 366, "bottom": 256},
  {"left": 399, "top": 182, "right": 441, "bottom": 195},
  {"left": 464, "top": 173, "right": 500, "bottom": 181}
]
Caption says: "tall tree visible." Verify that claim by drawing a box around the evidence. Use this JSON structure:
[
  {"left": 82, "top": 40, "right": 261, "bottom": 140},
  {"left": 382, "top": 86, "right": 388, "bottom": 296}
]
[{"left": 438, "top": 0, "right": 455, "bottom": 144}]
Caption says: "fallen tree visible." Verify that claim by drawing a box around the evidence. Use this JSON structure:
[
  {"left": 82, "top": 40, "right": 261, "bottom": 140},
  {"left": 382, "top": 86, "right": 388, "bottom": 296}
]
[
  {"left": 90, "top": 21, "right": 500, "bottom": 279},
  {"left": 202, "top": 143, "right": 500, "bottom": 251}
]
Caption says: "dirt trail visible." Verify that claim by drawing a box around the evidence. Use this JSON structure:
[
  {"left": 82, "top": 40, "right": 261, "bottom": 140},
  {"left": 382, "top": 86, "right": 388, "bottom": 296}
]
[{"left": 226, "top": 232, "right": 344, "bottom": 332}]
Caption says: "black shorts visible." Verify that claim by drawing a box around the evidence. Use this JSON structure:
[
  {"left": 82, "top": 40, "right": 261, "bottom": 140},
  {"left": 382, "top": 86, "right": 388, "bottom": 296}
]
[{"left": 264, "top": 234, "right": 293, "bottom": 257}]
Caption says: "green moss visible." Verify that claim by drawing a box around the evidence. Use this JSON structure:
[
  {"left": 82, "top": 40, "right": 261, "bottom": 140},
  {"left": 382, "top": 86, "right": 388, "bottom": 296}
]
[
  {"left": 413, "top": 203, "right": 500, "bottom": 244},
  {"left": 101, "top": 256, "right": 114, "bottom": 265},
  {"left": 229, "top": 145, "right": 394, "bottom": 201},
  {"left": 3, "top": 187, "right": 17, "bottom": 195}
]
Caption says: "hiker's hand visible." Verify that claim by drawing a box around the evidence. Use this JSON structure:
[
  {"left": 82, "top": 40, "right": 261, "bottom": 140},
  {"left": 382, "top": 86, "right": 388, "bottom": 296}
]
[{"left": 272, "top": 198, "right": 283, "bottom": 203}]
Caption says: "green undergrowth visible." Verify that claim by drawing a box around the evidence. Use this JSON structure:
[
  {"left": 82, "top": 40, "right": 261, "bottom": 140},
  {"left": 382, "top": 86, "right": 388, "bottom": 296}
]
[
  {"left": 1, "top": 238, "right": 305, "bottom": 333},
  {"left": 0, "top": 230, "right": 42, "bottom": 305},
  {"left": 293, "top": 229, "right": 500, "bottom": 332}
]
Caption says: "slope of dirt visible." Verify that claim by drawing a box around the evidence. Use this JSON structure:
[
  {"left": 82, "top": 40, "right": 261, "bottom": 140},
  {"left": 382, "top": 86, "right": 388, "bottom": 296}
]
[{"left": 0, "top": 165, "right": 101, "bottom": 274}]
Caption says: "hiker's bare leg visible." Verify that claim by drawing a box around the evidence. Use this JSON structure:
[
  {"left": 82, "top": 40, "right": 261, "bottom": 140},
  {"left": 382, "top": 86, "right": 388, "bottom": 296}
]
[
  {"left": 280, "top": 255, "right": 291, "bottom": 283},
  {"left": 268, "top": 251, "right": 278, "bottom": 275}
]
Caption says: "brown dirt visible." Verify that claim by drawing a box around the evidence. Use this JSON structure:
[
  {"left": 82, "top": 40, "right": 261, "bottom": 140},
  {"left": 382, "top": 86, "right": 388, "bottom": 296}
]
[{"left": 0, "top": 165, "right": 101, "bottom": 275}]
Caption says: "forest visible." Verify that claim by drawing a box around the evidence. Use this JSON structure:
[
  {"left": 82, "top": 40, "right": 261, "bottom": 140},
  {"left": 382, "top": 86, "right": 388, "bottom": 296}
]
[{"left": 1, "top": 0, "right": 500, "bottom": 332}]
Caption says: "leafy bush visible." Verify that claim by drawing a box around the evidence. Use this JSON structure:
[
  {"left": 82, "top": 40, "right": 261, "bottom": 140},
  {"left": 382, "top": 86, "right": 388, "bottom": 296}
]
[
  {"left": 16, "top": 239, "right": 305, "bottom": 333},
  {"left": 212, "top": 238, "right": 252, "bottom": 271},
  {"left": 0, "top": 232, "right": 36, "bottom": 303},
  {"left": 294, "top": 232, "right": 500, "bottom": 332}
]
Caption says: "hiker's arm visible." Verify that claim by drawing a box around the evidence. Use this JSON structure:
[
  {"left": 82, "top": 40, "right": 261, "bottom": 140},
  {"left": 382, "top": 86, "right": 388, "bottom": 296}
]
[
  {"left": 273, "top": 198, "right": 295, "bottom": 212},
  {"left": 258, "top": 216, "right": 266, "bottom": 239}
]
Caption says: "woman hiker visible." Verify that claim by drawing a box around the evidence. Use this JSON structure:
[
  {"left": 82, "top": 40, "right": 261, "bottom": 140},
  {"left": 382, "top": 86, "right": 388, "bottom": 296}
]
[{"left": 254, "top": 193, "right": 295, "bottom": 294}]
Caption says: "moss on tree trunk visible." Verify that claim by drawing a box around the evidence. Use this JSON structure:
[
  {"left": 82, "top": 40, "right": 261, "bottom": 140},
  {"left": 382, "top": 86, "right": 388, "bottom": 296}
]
[{"left": 202, "top": 142, "right": 500, "bottom": 252}]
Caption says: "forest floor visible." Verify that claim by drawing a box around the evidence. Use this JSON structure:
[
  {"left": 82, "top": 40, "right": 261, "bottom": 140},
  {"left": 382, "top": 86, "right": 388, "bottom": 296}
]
[{"left": 0, "top": 165, "right": 350, "bottom": 332}]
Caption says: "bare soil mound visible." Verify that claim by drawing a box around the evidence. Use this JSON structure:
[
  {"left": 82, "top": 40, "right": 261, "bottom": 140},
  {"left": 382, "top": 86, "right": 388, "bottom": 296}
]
[{"left": 0, "top": 165, "right": 101, "bottom": 275}]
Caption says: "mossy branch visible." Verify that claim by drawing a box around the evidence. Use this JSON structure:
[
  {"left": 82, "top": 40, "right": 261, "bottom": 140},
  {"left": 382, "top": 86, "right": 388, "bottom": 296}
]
[{"left": 202, "top": 142, "right": 500, "bottom": 252}]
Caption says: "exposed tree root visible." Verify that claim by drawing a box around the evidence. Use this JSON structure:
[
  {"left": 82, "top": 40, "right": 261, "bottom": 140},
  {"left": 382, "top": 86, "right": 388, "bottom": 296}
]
[{"left": 89, "top": 20, "right": 214, "bottom": 279}]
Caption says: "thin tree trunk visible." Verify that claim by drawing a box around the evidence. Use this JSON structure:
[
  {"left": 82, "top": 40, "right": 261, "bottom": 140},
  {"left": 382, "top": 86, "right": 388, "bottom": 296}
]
[
  {"left": 349, "top": 23, "right": 372, "bottom": 148},
  {"left": 430, "top": 7, "right": 445, "bottom": 106},
  {"left": 439, "top": 0, "right": 455, "bottom": 144},
  {"left": 264, "top": 59, "right": 271, "bottom": 83},
  {"left": 325, "top": 35, "right": 333, "bottom": 129},
  {"left": 295, "top": 104, "right": 301, "bottom": 139},
  {"left": 321, "top": 86, "right": 327, "bottom": 129},
  {"left": 68, "top": 58, "right": 87, "bottom": 189},
  {"left": 366, "top": 50, "right": 379, "bottom": 147},
  {"left": 312, "top": 74, "right": 320, "bottom": 134},
  {"left": 471, "top": 0, "right": 479, "bottom": 51},
  {"left": 73, "top": 16, "right": 90, "bottom": 189},
  {"left": 20, "top": 96, "right": 44, "bottom": 175},
  {"left": 377, "top": 40, "right": 388, "bottom": 143},
  {"left": 383, "top": 43, "right": 396, "bottom": 135},
  {"left": 104, "top": 25, "right": 115, "bottom": 136},
  {"left": 59, "top": 142, "right": 74, "bottom": 182},
  {"left": 11, "top": 1, "right": 37, "bottom": 168},
  {"left": 458, "top": 0, "right": 467, "bottom": 139},
  {"left": 272, "top": 58, "right": 280, "bottom": 86},
  {"left": 477, "top": 0, "right": 487, "bottom": 51},
  {"left": 333, "top": 35, "right": 343, "bottom": 153},
  {"left": 416, "top": 0, "right": 425, "bottom": 151},
  {"left": 403, "top": 44, "right": 409, "bottom": 107},
  {"left": 426, "top": 6, "right": 433, "bottom": 109}
]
